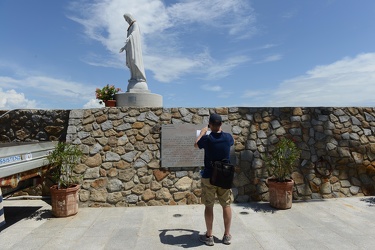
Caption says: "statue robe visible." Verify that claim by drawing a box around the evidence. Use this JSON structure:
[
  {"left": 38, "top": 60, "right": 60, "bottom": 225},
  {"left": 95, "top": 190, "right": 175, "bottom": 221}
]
[{"left": 124, "top": 14, "right": 147, "bottom": 82}]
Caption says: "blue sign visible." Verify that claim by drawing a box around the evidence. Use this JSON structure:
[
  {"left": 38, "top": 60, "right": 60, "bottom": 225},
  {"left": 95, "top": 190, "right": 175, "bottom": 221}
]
[{"left": 0, "top": 155, "right": 22, "bottom": 165}]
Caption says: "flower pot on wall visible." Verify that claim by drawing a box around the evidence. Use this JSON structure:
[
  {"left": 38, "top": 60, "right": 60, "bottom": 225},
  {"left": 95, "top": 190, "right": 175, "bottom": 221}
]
[
  {"left": 104, "top": 100, "right": 116, "bottom": 107},
  {"left": 50, "top": 184, "right": 80, "bottom": 217},
  {"left": 267, "top": 179, "right": 294, "bottom": 209}
]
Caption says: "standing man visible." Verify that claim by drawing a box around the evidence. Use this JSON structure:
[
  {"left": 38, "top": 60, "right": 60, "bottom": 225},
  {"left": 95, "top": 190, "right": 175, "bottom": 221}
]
[{"left": 194, "top": 113, "right": 234, "bottom": 246}]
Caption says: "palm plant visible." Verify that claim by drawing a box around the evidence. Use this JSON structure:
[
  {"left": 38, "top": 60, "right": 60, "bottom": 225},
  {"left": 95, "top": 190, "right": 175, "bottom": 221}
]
[
  {"left": 264, "top": 137, "right": 301, "bottom": 182},
  {"left": 47, "top": 142, "right": 83, "bottom": 188}
]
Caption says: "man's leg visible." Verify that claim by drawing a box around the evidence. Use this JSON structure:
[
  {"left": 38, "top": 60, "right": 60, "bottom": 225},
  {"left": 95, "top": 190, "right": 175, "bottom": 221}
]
[
  {"left": 222, "top": 205, "right": 232, "bottom": 236},
  {"left": 217, "top": 187, "right": 233, "bottom": 243},
  {"left": 201, "top": 178, "right": 216, "bottom": 236},
  {"left": 205, "top": 205, "right": 214, "bottom": 236}
]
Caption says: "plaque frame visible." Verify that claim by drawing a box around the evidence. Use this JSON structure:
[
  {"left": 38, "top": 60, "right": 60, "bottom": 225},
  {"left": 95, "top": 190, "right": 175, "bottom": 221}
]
[{"left": 161, "top": 124, "right": 234, "bottom": 168}]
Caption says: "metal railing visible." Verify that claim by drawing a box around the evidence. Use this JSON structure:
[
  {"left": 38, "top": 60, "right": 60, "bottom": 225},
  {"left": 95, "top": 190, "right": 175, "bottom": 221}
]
[{"left": 0, "top": 141, "right": 56, "bottom": 179}]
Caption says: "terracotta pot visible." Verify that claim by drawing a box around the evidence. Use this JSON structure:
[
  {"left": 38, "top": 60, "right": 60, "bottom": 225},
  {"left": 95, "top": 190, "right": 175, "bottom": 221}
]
[
  {"left": 50, "top": 184, "right": 80, "bottom": 217},
  {"left": 267, "top": 179, "right": 294, "bottom": 209},
  {"left": 104, "top": 100, "right": 116, "bottom": 107}
]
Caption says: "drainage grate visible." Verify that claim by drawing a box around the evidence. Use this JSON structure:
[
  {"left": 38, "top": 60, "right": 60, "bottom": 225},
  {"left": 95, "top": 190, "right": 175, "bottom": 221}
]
[
  {"left": 240, "top": 211, "right": 249, "bottom": 215},
  {"left": 173, "top": 214, "right": 182, "bottom": 217}
]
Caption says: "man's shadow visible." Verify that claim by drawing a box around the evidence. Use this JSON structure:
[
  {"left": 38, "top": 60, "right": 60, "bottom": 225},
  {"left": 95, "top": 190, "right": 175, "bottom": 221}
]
[{"left": 159, "top": 229, "right": 203, "bottom": 248}]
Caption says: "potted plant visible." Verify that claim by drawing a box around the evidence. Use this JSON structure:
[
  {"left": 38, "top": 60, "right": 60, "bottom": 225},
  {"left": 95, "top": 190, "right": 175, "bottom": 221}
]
[
  {"left": 95, "top": 84, "right": 121, "bottom": 107},
  {"left": 47, "top": 142, "right": 83, "bottom": 217},
  {"left": 264, "top": 137, "right": 301, "bottom": 209}
]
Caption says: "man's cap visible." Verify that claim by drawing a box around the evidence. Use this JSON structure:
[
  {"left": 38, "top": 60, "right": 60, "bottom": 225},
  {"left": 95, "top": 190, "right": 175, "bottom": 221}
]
[{"left": 209, "top": 114, "right": 222, "bottom": 125}]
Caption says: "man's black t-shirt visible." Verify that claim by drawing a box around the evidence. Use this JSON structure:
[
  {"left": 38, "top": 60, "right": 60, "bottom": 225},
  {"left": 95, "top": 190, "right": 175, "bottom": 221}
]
[{"left": 197, "top": 131, "right": 234, "bottom": 178}]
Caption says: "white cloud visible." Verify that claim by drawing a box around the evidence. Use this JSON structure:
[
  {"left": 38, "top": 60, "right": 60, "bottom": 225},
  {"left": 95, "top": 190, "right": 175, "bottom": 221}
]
[
  {"left": 201, "top": 84, "right": 222, "bottom": 92},
  {"left": 247, "top": 53, "right": 375, "bottom": 107},
  {"left": 0, "top": 70, "right": 99, "bottom": 109},
  {"left": 83, "top": 99, "right": 104, "bottom": 109},
  {"left": 0, "top": 88, "right": 37, "bottom": 109},
  {"left": 24, "top": 76, "right": 93, "bottom": 100},
  {"left": 146, "top": 55, "right": 199, "bottom": 82},
  {"left": 257, "top": 44, "right": 277, "bottom": 50},
  {"left": 204, "top": 55, "right": 251, "bottom": 80},
  {"left": 68, "top": 0, "right": 256, "bottom": 82},
  {"left": 255, "top": 54, "right": 282, "bottom": 64},
  {"left": 167, "top": 0, "right": 255, "bottom": 36},
  {"left": 0, "top": 76, "right": 21, "bottom": 88}
]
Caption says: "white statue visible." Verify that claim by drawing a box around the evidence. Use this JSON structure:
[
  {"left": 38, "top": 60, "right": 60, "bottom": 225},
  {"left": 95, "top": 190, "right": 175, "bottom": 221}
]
[{"left": 119, "top": 14, "right": 148, "bottom": 92}]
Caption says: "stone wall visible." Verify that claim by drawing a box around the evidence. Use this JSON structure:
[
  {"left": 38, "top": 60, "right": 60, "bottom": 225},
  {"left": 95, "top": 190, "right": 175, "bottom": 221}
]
[
  {"left": 0, "top": 109, "right": 70, "bottom": 142},
  {"left": 65, "top": 107, "right": 375, "bottom": 207},
  {"left": 66, "top": 108, "right": 203, "bottom": 207},
  {"left": 1, "top": 107, "right": 375, "bottom": 207}
]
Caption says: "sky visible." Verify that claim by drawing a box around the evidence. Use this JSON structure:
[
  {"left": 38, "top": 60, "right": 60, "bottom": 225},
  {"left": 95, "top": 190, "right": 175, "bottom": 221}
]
[{"left": 1, "top": 0, "right": 375, "bottom": 110}]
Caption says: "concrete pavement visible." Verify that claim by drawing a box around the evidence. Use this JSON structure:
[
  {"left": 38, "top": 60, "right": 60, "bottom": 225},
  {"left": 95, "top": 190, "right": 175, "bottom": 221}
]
[{"left": 0, "top": 196, "right": 375, "bottom": 249}]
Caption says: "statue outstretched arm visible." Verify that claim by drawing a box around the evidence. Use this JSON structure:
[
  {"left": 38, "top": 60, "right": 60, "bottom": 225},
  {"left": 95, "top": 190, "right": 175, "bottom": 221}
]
[{"left": 119, "top": 37, "right": 130, "bottom": 53}]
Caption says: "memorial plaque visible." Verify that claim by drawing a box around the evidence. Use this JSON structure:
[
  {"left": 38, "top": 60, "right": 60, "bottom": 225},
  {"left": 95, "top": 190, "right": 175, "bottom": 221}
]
[{"left": 161, "top": 124, "right": 233, "bottom": 168}]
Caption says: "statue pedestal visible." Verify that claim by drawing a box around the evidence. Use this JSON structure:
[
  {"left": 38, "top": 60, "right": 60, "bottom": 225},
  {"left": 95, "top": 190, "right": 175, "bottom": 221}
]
[
  {"left": 115, "top": 92, "right": 163, "bottom": 107},
  {"left": 127, "top": 80, "right": 149, "bottom": 92}
]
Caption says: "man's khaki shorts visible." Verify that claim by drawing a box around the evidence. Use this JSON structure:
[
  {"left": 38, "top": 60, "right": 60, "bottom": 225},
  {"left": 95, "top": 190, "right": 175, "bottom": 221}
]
[{"left": 201, "top": 178, "right": 233, "bottom": 207}]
